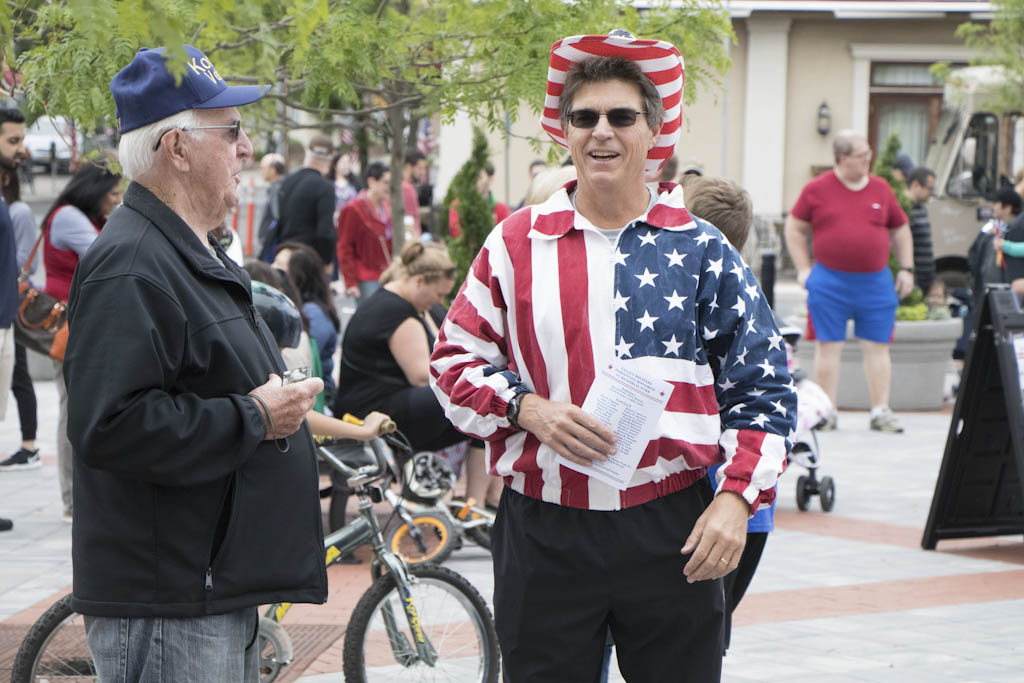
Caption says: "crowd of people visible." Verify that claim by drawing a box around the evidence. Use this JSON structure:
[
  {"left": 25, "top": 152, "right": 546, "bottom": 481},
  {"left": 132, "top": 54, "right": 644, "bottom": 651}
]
[{"left": 2, "top": 25, "right": 1020, "bottom": 683}]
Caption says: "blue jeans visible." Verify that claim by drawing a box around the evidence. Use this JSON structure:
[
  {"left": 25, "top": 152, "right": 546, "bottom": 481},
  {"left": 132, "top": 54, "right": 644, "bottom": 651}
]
[
  {"left": 84, "top": 607, "right": 259, "bottom": 682},
  {"left": 357, "top": 279, "right": 381, "bottom": 303}
]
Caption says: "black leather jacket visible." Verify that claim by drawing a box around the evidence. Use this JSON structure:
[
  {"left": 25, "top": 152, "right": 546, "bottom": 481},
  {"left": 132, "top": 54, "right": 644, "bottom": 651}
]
[{"left": 66, "top": 182, "right": 327, "bottom": 617}]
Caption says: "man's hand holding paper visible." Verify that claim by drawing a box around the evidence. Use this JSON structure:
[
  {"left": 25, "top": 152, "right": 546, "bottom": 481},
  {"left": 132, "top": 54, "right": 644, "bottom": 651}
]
[
  {"left": 554, "top": 361, "right": 673, "bottom": 490},
  {"left": 517, "top": 394, "right": 617, "bottom": 468}
]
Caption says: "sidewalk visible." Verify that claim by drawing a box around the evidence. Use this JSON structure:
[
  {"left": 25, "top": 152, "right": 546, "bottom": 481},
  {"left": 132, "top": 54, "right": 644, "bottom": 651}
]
[{"left": 1, "top": 379, "right": 1022, "bottom": 681}]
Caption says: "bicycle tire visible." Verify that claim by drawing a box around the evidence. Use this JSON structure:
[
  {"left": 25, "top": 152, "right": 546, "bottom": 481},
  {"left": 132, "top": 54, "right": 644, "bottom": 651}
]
[
  {"left": 385, "top": 513, "right": 457, "bottom": 565},
  {"left": 342, "top": 563, "right": 500, "bottom": 682},
  {"left": 11, "top": 593, "right": 97, "bottom": 682},
  {"left": 465, "top": 525, "right": 492, "bottom": 551}
]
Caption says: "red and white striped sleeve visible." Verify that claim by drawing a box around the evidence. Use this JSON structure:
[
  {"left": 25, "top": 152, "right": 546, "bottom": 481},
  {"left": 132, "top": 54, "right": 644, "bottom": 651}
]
[{"left": 429, "top": 223, "right": 524, "bottom": 442}]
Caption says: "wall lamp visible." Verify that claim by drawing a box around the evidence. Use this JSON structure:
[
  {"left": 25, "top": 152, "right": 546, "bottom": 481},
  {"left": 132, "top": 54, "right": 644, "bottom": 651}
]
[{"left": 817, "top": 102, "right": 832, "bottom": 136}]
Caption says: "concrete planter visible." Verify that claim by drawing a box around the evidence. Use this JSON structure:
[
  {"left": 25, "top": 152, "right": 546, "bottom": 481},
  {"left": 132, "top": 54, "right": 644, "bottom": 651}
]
[{"left": 794, "top": 317, "right": 962, "bottom": 410}]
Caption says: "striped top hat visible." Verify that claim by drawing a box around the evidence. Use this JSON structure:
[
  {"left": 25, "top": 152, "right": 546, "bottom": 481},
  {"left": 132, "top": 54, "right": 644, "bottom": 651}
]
[{"left": 540, "top": 30, "right": 685, "bottom": 176}]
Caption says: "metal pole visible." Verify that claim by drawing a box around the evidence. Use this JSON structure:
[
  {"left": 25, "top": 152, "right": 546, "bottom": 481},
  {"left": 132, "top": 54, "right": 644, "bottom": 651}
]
[{"left": 761, "top": 251, "right": 776, "bottom": 311}]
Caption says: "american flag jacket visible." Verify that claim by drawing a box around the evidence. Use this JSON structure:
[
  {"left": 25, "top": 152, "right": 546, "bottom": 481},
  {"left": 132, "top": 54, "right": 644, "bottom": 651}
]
[{"left": 429, "top": 181, "right": 796, "bottom": 512}]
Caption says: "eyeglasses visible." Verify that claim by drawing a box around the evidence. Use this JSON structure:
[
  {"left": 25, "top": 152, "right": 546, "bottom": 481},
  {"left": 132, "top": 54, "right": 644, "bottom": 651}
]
[
  {"left": 153, "top": 121, "right": 242, "bottom": 151},
  {"left": 566, "top": 109, "right": 647, "bottom": 129}
]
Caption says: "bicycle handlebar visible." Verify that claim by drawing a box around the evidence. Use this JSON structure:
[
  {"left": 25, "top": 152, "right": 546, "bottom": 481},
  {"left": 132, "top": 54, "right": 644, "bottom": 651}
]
[
  {"left": 340, "top": 413, "right": 397, "bottom": 435},
  {"left": 317, "top": 436, "right": 391, "bottom": 488}
]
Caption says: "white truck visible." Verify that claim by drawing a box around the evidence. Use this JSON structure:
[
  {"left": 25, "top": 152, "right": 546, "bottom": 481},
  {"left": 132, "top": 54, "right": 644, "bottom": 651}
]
[{"left": 924, "top": 66, "right": 1024, "bottom": 285}]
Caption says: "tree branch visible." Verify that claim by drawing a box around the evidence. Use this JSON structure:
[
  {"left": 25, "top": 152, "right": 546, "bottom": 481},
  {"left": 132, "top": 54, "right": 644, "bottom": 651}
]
[
  {"left": 265, "top": 92, "right": 424, "bottom": 118},
  {"left": 207, "top": 17, "right": 295, "bottom": 53}
]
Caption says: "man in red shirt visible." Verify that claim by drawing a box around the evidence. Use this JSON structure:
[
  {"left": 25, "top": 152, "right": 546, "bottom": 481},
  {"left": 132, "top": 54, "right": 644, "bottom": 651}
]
[{"left": 784, "top": 130, "right": 914, "bottom": 433}]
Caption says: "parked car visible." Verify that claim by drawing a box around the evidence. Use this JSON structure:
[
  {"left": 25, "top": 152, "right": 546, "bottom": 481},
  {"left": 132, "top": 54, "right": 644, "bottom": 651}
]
[{"left": 23, "top": 116, "right": 78, "bottom": 173}]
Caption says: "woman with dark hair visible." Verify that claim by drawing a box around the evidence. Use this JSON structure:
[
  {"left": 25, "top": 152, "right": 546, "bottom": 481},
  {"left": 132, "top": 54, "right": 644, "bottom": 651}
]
[
  {"left": 44, "top": 161, "right": 122, "bottom": 522},
  {"left": 325, "top": 152, "right": 361, "bottom": 216},
  {"left": 337, "top": 161, "right": 391, "bottom": 303},
  {"left": 273, "top": 242, "right": 340, "bottom": 404}
]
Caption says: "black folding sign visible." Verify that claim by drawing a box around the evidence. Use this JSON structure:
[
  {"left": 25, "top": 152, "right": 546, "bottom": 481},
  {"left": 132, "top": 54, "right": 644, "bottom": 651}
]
[{"left": 922, "top": 286, "right": 1024, "bottom": 549}]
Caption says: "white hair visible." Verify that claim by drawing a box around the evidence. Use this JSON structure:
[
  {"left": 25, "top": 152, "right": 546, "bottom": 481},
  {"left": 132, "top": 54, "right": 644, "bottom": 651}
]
[
  {"left": 524, "top": 166, "right": 577, "bottom": 206},
  {"left": 118, "top": 109, "right": 203, "bottom": 180},
  {"left": 832, "top": 129, "right": 867, "bottom": 164}
]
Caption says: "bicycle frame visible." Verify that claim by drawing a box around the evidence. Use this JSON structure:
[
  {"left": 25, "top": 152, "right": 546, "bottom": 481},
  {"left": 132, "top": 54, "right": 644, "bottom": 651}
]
[{"left": 263, "top": 438, "right": 438, "bottom": 667}]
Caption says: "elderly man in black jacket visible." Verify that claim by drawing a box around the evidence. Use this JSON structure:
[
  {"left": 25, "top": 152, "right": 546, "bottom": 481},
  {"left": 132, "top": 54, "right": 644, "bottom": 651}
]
[{"left": 64, "top": 45, "right": 326, "bottom": 681}]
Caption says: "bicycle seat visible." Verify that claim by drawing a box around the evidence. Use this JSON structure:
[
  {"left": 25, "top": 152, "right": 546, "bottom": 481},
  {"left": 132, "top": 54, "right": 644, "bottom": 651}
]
[{"left": 322, "top": 440, "right": 378, "bottom": 471}]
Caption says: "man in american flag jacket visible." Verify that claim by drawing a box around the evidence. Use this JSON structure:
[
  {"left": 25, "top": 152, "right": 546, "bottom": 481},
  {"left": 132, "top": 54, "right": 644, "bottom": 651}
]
[{"left": 429, "top": 32, "right": 796, "bottom": 682}]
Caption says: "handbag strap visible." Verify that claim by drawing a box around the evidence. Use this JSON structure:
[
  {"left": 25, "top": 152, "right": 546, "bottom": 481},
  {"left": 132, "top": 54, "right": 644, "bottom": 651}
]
[
  {"left": 20, "top": 211, "right": 55, "bottom": 280},
  {"left": 20, "top": 229, "right": 45, "bottom": 280}
]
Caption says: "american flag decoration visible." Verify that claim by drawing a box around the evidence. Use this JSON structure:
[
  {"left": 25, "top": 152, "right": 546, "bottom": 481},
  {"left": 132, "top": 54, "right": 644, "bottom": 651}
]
[
  {"left": 429, "top": 183, "right": 796, "bottom": 511},
  {"left": 540, "top": 32, "right": 685, "bottom": 176},
  {"left": 417, "top": 117, "right": 436, "bottom": 155}
]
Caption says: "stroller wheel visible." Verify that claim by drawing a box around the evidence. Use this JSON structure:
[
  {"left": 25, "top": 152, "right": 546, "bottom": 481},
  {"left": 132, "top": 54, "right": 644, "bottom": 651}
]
[
  {"left": 819, "top": 476, "right": 836, "bottom": 512},
  {"left": 795, "top": 475, "right": 810, "bottom": 511}
]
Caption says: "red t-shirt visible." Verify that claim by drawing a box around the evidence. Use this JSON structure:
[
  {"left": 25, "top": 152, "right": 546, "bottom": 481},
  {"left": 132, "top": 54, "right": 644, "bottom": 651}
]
[{"left": 790, "top": 171, "right": 908, "bottom": 273}]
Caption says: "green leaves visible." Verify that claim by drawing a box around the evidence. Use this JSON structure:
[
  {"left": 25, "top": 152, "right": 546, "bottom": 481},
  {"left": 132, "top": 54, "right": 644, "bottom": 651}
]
[
  {"left": 956, "top": 0, "right": 1024, "bottom": 111},
  {"left": 442, "top": 126, "right": 493, "bottom": 293}
]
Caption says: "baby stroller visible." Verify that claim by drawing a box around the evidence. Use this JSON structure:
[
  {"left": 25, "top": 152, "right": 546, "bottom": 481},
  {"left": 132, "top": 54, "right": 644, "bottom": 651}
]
[{"left": 780, "top": 322, "right": 837, "bottom": 512}]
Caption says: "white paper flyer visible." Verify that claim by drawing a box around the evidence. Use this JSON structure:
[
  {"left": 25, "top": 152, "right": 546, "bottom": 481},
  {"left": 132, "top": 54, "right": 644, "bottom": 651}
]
[{"left": 557, "top": 360, "right": 672, "bottom": 490}]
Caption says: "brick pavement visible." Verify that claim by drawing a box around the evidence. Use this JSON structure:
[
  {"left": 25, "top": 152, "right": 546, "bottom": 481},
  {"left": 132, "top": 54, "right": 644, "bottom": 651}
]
[{"left": 2, "top": 375, "right": 1023, "bottom": 681}]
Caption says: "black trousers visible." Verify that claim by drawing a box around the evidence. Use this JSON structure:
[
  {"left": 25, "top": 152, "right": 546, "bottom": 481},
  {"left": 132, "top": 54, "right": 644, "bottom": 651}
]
[
  {"left": 493, "top": 485, "right": 725, "bottom": 683},
  {"left": 722, "top": 531, "right": 768, "bottom": 652},
  {"left": 10, "top": 343, "right": 36, "bottom": 442}
]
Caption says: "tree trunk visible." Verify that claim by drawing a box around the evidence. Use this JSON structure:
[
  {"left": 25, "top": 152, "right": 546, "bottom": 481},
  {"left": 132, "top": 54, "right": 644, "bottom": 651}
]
[{"left": 388, "top": 102, "right": 407, "bottom": 257}]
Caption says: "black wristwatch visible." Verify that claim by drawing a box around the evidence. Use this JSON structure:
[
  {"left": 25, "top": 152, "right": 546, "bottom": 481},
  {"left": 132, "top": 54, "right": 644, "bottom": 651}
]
[
  {"left": 506, "top": 391, "right": 530, "bottom": 429},
  {"left": 899, "top": 266, "right": 914, "bottom": 274}
]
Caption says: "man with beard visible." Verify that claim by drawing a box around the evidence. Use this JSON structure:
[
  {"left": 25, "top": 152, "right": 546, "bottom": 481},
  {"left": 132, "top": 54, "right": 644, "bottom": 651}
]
[{"left": 0, "top": 107, "right": 28, "bottom": 532}]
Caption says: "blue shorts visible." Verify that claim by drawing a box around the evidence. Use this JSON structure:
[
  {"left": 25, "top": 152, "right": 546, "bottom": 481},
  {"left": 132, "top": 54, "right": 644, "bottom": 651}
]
[{"left": 805, "top": 263, "right": 897, "bottom": 343}]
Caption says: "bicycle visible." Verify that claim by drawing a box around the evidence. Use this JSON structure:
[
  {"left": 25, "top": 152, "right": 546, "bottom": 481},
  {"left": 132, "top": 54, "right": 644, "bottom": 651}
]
[
  {"left": 366, "top": 432, "right": 496, "bottom": 561},
  {"left": 374, "top": 439, "right": 496, "bottom": 563},
  {"left": 329, "top": 428, "right": 462, "bottom": 567},
  {"left": 12, "top": 436, "right": 500, "bottom": 683}
]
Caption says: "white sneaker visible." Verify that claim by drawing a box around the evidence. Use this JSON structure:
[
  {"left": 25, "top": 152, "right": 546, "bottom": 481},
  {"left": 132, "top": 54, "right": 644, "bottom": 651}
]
[{"left": 870, "top": 407, "right": 904, "bottom": 433}]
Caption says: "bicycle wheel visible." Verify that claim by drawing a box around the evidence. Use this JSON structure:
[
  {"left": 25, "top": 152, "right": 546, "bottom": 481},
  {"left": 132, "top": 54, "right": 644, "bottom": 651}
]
[
  {"left": 465, "top": 524, "right": 492, "bottom": 551},
  {"left": 11, "top": 594, "right": 97, "bottom": 682},
  {"left": 343, "top": 563, "right": 499, "bottom": 682},
  {"left": 385, "top": 513, "right": 457, "bottom": 565}
]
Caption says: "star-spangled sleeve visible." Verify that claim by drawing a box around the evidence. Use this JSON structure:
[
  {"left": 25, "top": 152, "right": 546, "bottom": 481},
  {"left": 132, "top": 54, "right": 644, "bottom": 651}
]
[
  {"left": 692, "top": 220, "right": 797, "bottom": 512},
  {"left": 429, "top": 220, "right": 524, "bottom": 442}
]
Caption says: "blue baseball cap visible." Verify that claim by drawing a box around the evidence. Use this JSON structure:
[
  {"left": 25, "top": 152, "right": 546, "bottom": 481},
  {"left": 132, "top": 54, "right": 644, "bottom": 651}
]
[{"left": 111, "top": 45, "right": 269, "bottom": 135}]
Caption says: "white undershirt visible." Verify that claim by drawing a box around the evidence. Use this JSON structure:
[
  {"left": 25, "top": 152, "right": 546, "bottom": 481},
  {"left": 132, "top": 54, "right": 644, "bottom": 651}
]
[
  {"left": 833, "top": 168, "right": 869, "bottom": 192},
  {"left": 571, "top": 184, "right": 659, "bottom": 247}
]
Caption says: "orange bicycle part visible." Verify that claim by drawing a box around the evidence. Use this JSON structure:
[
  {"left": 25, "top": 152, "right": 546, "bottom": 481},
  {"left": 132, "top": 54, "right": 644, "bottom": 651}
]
[{"left": 389, "top": 516, "right": 451, "bottom": 564}]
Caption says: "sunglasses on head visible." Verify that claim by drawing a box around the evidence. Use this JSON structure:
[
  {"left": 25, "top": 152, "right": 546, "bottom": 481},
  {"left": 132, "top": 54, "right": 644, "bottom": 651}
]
[
  {"left": 153, "top": 120, "right": 242, "bottom": 151},
  {"left": 566, "top": 108, "right": 647, "bottom": 129}
]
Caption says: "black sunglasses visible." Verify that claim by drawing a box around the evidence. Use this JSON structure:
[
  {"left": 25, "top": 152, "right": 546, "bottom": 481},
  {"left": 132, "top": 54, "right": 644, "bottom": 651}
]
[
  {"left": 567, "top": 108, "right": 647, "bottom": 129},
  {"left": 153, "top": 121, "right": 242, "bottom": 151}
]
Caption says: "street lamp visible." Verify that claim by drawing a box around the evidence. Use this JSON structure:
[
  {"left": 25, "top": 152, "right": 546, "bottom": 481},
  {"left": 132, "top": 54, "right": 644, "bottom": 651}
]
[{"left": 817, "top": 102, "right": 832, "bottom": 136}]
